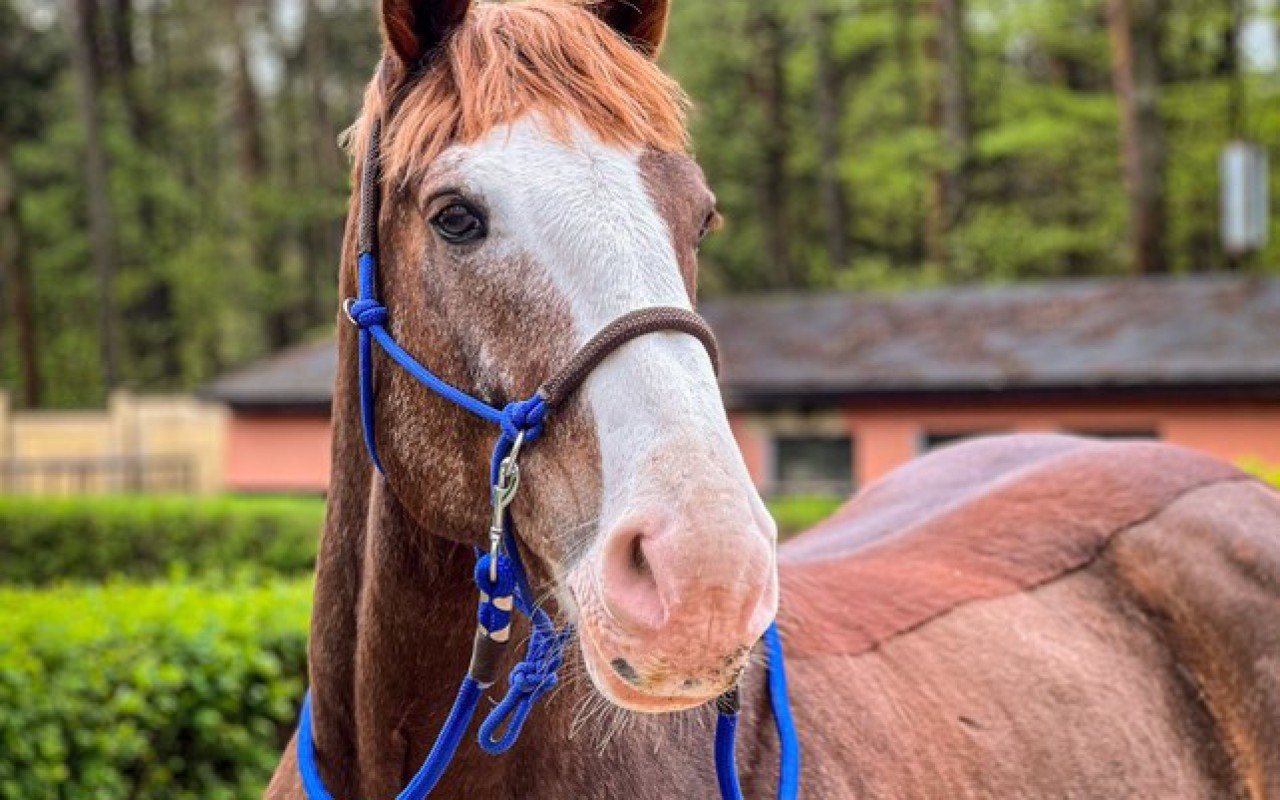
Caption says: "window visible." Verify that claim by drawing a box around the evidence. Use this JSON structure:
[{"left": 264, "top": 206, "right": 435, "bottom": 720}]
[
  {"left": 772, "top": 435, "right": 853, "bottom": 496},
  {"left": 1063, "top": 428, "right": 1158, "bottom": 441},
  {"left": 921, "top": 430, "right": 1009, "bottom": 453}
]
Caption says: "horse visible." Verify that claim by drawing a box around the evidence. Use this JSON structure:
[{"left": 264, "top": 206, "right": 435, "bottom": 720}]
[{"left": 266, "top": 1, "right": 1280, "bottom": 797}]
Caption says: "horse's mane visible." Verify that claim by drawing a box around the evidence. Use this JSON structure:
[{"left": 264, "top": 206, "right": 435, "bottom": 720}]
[{"left": 352, "top": 0, "right": 691, "bottom": 185}]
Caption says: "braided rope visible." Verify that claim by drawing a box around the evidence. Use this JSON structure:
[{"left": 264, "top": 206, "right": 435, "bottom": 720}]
[{"left": 539, "top": 306, "right": 720, "bottom": 408}]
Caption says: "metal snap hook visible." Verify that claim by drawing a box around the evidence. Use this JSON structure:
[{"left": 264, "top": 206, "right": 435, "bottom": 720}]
[{"left": 489, "top": 430, "right": 526, "bottom": 581}]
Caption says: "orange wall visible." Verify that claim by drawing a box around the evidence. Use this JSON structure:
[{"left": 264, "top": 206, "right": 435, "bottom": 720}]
[
  {"left": 225, "top": 413, "right": 332, "bottom": 493},
  {"left": 731, "top": 402, "right": 1280, "bottom": 490},
  {"left": 850, "top": 404, "right": 1280, "bottom": 485},
  {"left": 225, "top": 402, "right": 1280, "bottom": 495}
]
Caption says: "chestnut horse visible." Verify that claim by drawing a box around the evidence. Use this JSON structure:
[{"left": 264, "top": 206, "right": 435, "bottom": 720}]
[{"left": 267, "top": 1, "right": 1280, "bottom": 797}]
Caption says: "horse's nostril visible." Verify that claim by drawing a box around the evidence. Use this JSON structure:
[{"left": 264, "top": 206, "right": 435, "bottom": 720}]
[
  {"left": 610, "top": 658, "right": 641, "bottom": 686},
  {"left": 630, "top": 536, "right": 650, "bottom": 578},
  {"left": 599, "top": 524, "right": 667, "bottom": 632}
]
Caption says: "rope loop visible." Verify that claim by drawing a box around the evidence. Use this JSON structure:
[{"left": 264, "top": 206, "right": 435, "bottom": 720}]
[
  {"left": 477, "top": 616, "right": 572, "bottom": 755},
  {"left": 499, "top": 396, "right": 548, "bottom": 444},
  {"left": 345, "top": 297, "right": 389, "bottom": 329}
]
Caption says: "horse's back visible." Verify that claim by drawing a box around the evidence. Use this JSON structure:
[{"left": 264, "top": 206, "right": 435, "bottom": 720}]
[
  {"left": 1108, "top": 476, "right": 1280, "bottom": 795},
  {"left": 777, "top": 433, "right": 1248, "bottom": 658},
  {"left": 770, "top": 433, "right": 1280, "bottom": 797}
]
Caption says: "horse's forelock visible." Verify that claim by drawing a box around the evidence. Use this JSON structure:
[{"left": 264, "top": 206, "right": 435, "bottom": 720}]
[{"left": 350, "top": 0, "right": 690, "bottom": 188}]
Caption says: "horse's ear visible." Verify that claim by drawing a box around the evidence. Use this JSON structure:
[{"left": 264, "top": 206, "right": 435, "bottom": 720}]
[
  {"left": 590, "top": 0, "right": 671, "bottom": 58},
  {"left": 380, "top": 0, "right": 472, "bottom": 68}
]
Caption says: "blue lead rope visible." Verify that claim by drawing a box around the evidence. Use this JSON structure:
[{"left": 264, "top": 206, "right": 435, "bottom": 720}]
[
  {"left": 299, "top": 681, "right": 483, "bottom": 800},
  {"left": 766, "top": 623, "right": 802, "bottom": 797},
  {"left": 715, "top": 704, "right": 744, "bottom": 799},
  {"left": 714, "top": 623, "right": 801, "bottom": 800},
  {"left": 300, "top": 245, "right": 801, "bottom": 798},
  {"left": 299, "top": 622, "right": 799, "bottom": 800}
]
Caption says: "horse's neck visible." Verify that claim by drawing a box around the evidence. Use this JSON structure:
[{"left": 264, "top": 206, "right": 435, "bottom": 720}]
[
  {"left": 336, "top": 484, "right": 487, "bottom": 797},
  {"left": 307, "top": 431, "right": 492, "bottom": 793},
  {"left": 302, "top": 313, "right": 478, "bottom": 794},
  {"left": 307, "top": 321, "right": 774, "bottom": 798}
]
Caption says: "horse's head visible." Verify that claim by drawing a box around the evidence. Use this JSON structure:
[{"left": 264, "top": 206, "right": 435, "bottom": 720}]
[{"left": 351, "top": 0, "right": 775, "bottom": 713}]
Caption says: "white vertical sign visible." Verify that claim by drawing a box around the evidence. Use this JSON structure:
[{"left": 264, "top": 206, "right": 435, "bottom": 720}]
[{"left": 1222, "top": 141, "right": 1270, "bottom": 255}]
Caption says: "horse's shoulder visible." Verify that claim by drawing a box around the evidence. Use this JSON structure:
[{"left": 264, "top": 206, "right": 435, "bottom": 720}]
[{"left": 776, "top": 434, "right": 1244, "bottom": 658}]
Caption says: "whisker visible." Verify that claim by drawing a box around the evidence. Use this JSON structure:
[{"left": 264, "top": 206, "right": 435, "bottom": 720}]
[{"left": 598, "top": 703, "right": 634, "bottom": 754}]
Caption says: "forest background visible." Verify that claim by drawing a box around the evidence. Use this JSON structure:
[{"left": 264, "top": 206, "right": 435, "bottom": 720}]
[{"left": 0, "top": 0, "right": 1275, "bottom": 409}]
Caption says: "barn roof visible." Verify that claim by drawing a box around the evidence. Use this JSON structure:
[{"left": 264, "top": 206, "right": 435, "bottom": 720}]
[
  {"left": 202, "top": 336, "right": 337, "bottom": 410},
  {"left": 203, "top": 274, "right": 1280, "bottom": 410}
]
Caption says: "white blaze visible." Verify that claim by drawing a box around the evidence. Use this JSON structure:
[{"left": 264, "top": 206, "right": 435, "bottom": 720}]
[{"left": 446, "top": 117, "right": 755, "bottom": 548}]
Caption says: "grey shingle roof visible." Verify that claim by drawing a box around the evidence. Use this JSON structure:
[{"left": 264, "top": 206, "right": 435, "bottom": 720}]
[
  {"left": 201, "top": 337, "right": 337, "bottom": 409},
  {"left": 706, "top": 274, "right": 1280, "bottom": 405},
  {"left": 203, "top": 275, "right": 1280, "bottom": 409}
]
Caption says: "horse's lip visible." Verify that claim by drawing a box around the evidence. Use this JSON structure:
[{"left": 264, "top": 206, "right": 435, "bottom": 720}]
[{"left": 576, "top": 623, "right": 721, "bottom": 714}]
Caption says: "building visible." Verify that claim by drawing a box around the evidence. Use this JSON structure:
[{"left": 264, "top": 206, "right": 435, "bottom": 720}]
[
  {"left": 200, "top": 338, "right": 335, "bottom": 494},
  {"left": 204, "top": 275, "right": 1280, "bottom": 495}
]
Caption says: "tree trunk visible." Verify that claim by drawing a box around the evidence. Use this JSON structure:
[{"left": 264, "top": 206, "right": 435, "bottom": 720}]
[
  {"left": 0, "top": 133, "right": 40, "bottom": 408},
  {"left": 304, "top": 0, "right": 339, "bottom": 181},
  {"left": 226, "top": 0, "right": 288, "bottom": 348},
  {"left": 113, "top": 0, "right": 186, "bottom": 380},
  {"left": 229, "top": 6, "right": 266, "bottom": 183},
  {"left": 304, "top": 0, "right": 342, "bottom": 322},
  {"left": 1221, "top": 0, "right": 1246, "bottom": 139},
  {"left": 894, "top": 0, "right": 928, "bottom": 265},
  {"left": 809, "top": 4, "right": 848, "bottom": 275},
  {"left": 1106, "top": 0, "right": 1168, "bottom": 274},
  {"left": 69, "top": 0, "right": 121, "bottom": 391},
  {"left": 748, "top": 1, "right": 793, "bottom": 289},
  {"left": 108, "top": 0, "right": 151, "bottom": 144},
  {"left": 928, "top": 0, "right": 972, "bottom": 272},
  {"left": 1222, "top": 0, "right": 1245, "bottom": 271},
  {"left": 895, "top": 0, "right": 922, "bottom": 126}
]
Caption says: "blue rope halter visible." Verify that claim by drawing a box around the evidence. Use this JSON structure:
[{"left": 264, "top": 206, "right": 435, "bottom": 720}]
[{"left": 296, "top": 117, "right": 800, "bottom": 799}]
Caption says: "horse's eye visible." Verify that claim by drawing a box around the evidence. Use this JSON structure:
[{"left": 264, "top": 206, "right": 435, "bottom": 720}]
[
  {"left": 697, "top": 209, "right": 722, "bottom": 249},
  {"left": 431, "top": 202, "right": 486, "bottom": 244}
]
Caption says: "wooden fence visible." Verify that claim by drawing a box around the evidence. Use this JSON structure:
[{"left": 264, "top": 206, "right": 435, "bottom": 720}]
[{"left": 0, "top": 391, "right": 226, "bottom": 495}]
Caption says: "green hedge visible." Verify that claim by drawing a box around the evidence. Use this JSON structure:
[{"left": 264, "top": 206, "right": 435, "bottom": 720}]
[
  {"left": 768, "top": 495, "right": 845, "bottom": 538},
  {"left": 0, "top": 494, "right": 841, "bottom": 583},
  {"left": 0, "top": 496, "right": 323, "bottom": 585},
  {"left": 0, "top": 580, "right": 311, "bottom": 799}
]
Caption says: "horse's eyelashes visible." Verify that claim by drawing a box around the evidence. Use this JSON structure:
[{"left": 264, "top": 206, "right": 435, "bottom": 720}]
[
  {"left": 698, "top": 209, "right": 721, "bottom": 242},
  {"left": 695, "top": 209, "right": 721, "bottom": 252}
]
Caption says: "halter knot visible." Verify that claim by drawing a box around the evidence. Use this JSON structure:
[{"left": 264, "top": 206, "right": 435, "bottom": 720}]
[
  {"left": 500, "top": 396, "right": 548, "bottom": 444},
  {"left": 509, "top": 632, "right": 565, "bottom": 694},
  {"left": 509, "top": 661, "right": 558, "bottom": 695},
  {"left": 345, "top": 297, "right": 389, "bottom": 329}
]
